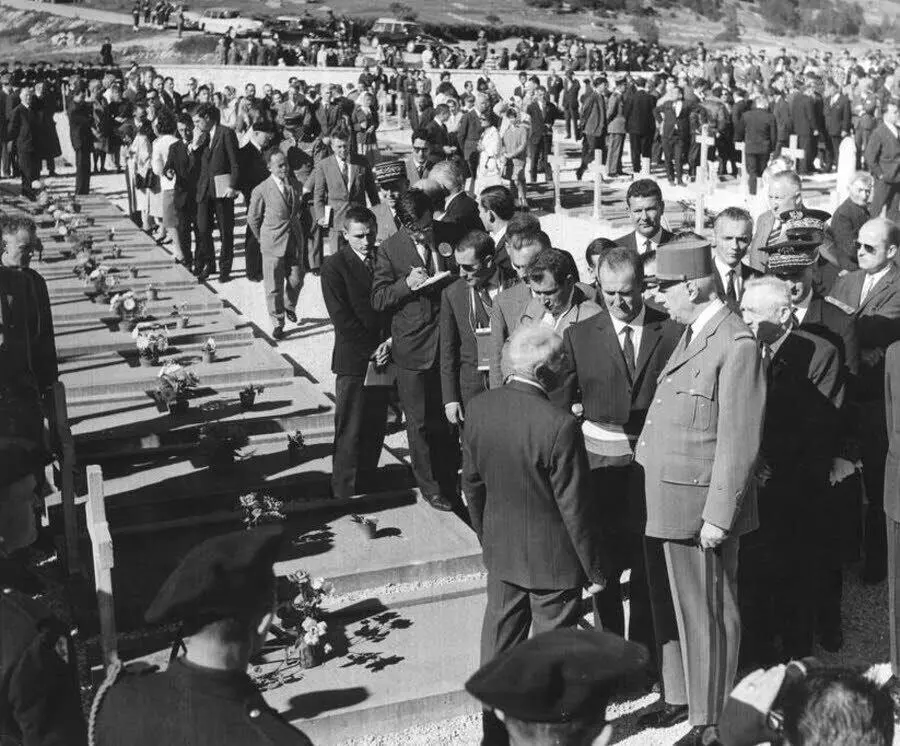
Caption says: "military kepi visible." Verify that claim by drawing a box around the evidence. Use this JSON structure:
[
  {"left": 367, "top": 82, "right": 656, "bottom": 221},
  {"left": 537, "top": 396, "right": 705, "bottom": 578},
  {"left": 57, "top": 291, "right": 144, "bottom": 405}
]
[
  {"left": 373, "top": 159, "right": 406, "bottom": 186},
  {"left": 465, "top": 629, "right": 648, "bottom": 723},
  {"left": 655, "top": 234, "right": 714, "bottom": 282},
  {"left": 764, "top": 207, "right": 831, "bottom": 272},
  {"left": 145, "top": 526, "right": 285, "bottom": 625}
]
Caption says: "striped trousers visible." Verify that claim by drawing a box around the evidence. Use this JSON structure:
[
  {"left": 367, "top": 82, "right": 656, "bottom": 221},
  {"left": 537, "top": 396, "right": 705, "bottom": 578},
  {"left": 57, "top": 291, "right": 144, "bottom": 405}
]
[{"left": 646, "top": 536, "right": 741, "bottom": 726}]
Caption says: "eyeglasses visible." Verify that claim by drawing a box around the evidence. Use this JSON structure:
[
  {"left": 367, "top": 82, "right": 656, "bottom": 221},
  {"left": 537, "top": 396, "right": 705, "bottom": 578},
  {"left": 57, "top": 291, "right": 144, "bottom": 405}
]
[{"left": 855, "top": 241, "right": 877, "bottom": 253}]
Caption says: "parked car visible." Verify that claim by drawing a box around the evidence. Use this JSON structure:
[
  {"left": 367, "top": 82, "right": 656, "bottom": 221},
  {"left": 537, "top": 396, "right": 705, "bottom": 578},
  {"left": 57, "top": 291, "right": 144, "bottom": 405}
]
[
  {"left": 183, "top": 7, "right": 264, "bottom": 36},
  {"left": 364, "top": 17, "right": 444, "bottom": 54}
]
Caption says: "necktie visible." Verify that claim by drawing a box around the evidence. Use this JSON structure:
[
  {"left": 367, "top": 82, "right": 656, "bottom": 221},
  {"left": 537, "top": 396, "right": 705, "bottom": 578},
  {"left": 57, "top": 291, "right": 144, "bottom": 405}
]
[
  {"left": 683, "top": 325, "right": 693, "bottom": 349},
  {"left": 643, "top": 239, "right": 652, "bottom": 255},
  {"left": 473, "top": 288, "right": 491, "bottom": 328},
  {"left": 339, "top": 159, "right": 348, "bottom": 184},
  {"left": 364, "top": 251, "right": 375, "bottom": 276},
  {"left": 622, "top": 325, "right": 636, "bottom": 380},
  {"left": 861, "top": 275, "right": 875, "bottom": 303},
  {"left": 725, "top": 270, "right": 737, "bottom": 303}
]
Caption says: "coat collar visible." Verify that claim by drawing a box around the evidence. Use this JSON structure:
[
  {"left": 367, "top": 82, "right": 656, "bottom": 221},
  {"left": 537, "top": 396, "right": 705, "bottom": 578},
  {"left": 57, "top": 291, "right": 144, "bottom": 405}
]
[
  {"left": 504, "top": 377, "right": 548, "bottom": 399},
  {"left": 663, "top": 303, "right": 731, "bottom": 375},
  {"left": 167, "top": 658, "right": 261, "bottom": 703},
  {"left": 859, "top": 262, "right": 900, "bottom": 312}
]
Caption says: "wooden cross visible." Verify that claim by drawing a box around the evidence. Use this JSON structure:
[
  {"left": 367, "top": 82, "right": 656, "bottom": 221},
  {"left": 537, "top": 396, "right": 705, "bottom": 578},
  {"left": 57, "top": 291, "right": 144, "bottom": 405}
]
[
  {"left": 547, "top": 141, "right": 567, "bottom": 213},
  {"left": 588, "top": 148, "right": 606, "bottom": 220},
  {"left": 695, "top": 124, "right": 716, "bottom": 190},
  {"left": 782, "top": 135, "right": 807, "bottom": 173},
  {"left": 86, "top": 465, "right": 119, "bottom": 666},
  {"left": 735, "top": 140, "right": 749, "bottom": 190}
]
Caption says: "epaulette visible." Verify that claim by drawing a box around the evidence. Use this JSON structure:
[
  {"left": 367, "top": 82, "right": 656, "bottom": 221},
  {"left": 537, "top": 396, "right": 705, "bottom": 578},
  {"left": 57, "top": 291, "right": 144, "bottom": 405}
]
[
  {"left": 825, "top": 295, "right": 855, "bottom": 315},
  {"left": 733, "top": 330, "right": 755, "bottom": 341}
]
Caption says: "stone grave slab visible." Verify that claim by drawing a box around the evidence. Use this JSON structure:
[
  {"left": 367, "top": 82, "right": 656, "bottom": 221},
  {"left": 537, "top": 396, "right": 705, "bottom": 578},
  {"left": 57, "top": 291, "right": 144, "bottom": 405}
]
[
  {"left": 51, "top": 286, "right": 224, "bottom": 327},
  {"left": 45, "top": 264, "right": 197, "bottom": 299}
]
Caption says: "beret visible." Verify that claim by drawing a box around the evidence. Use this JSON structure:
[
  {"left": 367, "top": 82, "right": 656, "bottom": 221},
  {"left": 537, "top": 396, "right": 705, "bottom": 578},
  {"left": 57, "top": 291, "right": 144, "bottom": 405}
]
[
  {"left": 373, "top": 159, "right": 406, "bottom": 185},
  {"left": 145, "top": 525, "right": 285, "bottom": 625},
  {"left": 655, "top": 234, "right": 713, "bottom": 281},
  {"left": 465, "top": 629, "right": 647, "bottom": 723}
]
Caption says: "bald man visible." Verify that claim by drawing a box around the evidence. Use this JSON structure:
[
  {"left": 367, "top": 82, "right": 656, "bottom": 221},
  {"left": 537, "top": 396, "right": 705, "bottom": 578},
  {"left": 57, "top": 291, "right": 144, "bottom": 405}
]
[
  {"left": 831, "top": 217, "right": 900, "bottom": 582},
  {"left": 747, "top": 170, "right": 803, "bottom": 272}
]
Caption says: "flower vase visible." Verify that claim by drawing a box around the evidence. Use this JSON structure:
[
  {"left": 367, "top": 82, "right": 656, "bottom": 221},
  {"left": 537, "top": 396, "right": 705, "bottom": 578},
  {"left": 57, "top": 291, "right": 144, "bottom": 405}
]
[
  {"left": 168, "top": 398, "right": 189, "bottom": 416},
  {"left": 356, "top": 521, "right": 377, "bottom": 540},
  {"left": 202, "top": 350, "right": 215, "bottom": 364},
  {"left": 239, "top": 391, "right": 256, "bottom": 410},
  {"left": 139, "top": 353, "right": 158, "bottom": 368},
  {"left": 178, "top": 316, "right": 189, "bottom": 329},
  {"left": 129, "top": 268, "right": 139, "bottom": 278},
  {"left": 147, "top": 288, "right": 159, "bottom": 301},
  {"left": 297, "top": 641, "right": 321, "bottom": 669},
  {"left": 125, "top": 317, "right": 138, "bottom": 332},
  {"left": 287, "top": 443, "right": 303, "bottom": 464}
]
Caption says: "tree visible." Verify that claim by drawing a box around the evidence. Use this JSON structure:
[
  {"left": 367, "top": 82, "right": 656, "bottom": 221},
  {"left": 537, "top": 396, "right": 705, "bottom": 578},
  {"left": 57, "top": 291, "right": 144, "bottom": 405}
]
[
  {"left": 715, "top": 4, "right": 740, "bottom": 41},
  {"left": 633, "top": 15, "right": 660, "bottom": 42},
  {"left": 759, "top": 0, "right": 798, "bottom": 33}
]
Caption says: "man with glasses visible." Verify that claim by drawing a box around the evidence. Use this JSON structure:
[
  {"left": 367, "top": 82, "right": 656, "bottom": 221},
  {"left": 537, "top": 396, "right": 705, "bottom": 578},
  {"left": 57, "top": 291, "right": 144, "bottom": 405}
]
[
  {"left": 831, "top": 217, "right": 900, "bottom": 583},
  {"left": 404, "top": 128, "right": 434, "bottom": 185}
]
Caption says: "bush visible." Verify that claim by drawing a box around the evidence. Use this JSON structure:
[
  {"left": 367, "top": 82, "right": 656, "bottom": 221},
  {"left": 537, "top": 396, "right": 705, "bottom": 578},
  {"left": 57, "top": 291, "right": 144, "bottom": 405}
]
[
  {"left": 632, "top": 16, "right": 660, "bottom": 43},
  {"left": 714, "top": 5, "right": 740, "bottom": 41},
  {"left": 388, "top": 2, "right": 418, "bottom": 21},
  {"left": 759, "top": 0, "right": 798, "bottom": 33},
  {"left": 485, "top": 13, "right": 501, "bottom": 23}
]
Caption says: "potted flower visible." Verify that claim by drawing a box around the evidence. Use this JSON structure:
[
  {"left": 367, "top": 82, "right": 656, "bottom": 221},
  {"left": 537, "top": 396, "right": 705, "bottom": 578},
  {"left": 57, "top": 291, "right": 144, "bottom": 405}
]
[
  {"left": 113, "top": 244, "right": 123, "bottom": 259},
  {"left": 239, "top": 384, "right": 264, "bottom": 410},
  {"left": 201, "top": 337, "right": 216, "bottom": 364},
  {"left": 73, "top": 251, "right": 98, "bottom": 283},
  {"left": 110, "top": 290, "right": 145, "bottom": 330},
  {"left": 86, "top": 265, "right": 118, "bottom": 303},
  {"left": 107, "top": 227, "right": 116, "bottom": 242},
  {"left": 287, "top": 430, "right": 305, "bottom": 463},
  {"left": 127, "top": 264, "right": 139, "bottom": 278},
  {"left": 238, "top": 491, "right": 286, "bottom": 528},
  {"left": 171, "top": 302, "right": 189, "bottom": 329},
  {"left": 280, "top": 571, "right": 334, "bottom": 669},
  {"left": 350, "top": 513, "right": 378, "bottom": 539},
  {"left": 146, "top": 284, "right": 159, "bottom": 301},
  {"left": 155, "top": 362, "right": 199, "bottom": 415},
  {"left": 134, "top": 325, "right": 169, "bottom": 366},
  {"left": 198, "top": 422, "right": 248, "bottom": 466}
]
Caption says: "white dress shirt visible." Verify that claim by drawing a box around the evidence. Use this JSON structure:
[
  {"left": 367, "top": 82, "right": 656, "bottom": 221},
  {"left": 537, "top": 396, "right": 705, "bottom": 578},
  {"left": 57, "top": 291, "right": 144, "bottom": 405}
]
[
  {"left": 689, "top": 299, "right": 726, "bottom": 343},
  {"left": 609, "top": 305, "right": 646, "bottom": 358},
  {"left": 714, "top": 257, "right": 743, "bottom": 300},
  {"left": 793, "top": 292, "right": 812, "bottom": 326},
  {"left": 861, "top": 264, "right": 892, "bottom": 303},
  {"left": 636, "top": 229, "right": 664, "bottom": 255}
]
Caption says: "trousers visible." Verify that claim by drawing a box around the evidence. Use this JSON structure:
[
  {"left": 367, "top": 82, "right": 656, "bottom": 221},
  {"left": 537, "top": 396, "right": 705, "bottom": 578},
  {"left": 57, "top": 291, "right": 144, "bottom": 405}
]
[
  {"left": 332, "top": 374, "right": 389, "bottom": 498},
  {"left": 261, "top": 251, "right": 303, "bottom": 327}
]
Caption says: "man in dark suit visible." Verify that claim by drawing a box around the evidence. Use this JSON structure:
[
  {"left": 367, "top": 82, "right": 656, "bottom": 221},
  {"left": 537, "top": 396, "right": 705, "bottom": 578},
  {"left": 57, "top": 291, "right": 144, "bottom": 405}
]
[
  {"left": 560, "top": 246, "right": 681, "bottom": 677},
  {"left": 456, "top": 95, "right": 486, "bottom": 188},
  {"left": 615, "top": 179, "right": 673, "bottom": 256},
  {"left": 822, "top": 78, "right": 852, "bottom": 173},
  {"left": 371, "top": 189, "right": 459, "bottom": 512},
  {"left": 623, "top": 77, "right": 656, "bottom": 175},
  {"left": 635, "top": 235, "right": 766, "bottom": 745},
  {"left": 711, "top": 207, "right": 762, "bottom": 310},
  {"left": 739, "top": 275, "right": 842, "bottom": 665},
  {"left": 575, "top": 76, "right": 607, "bottom": 181},
  {"left": 561, "top": 69, "right": 580, "bottom": 141},
  {"left": 430, "top": 160, "right": 484, "bottom": 234},
  {"left": 6, "top": 86, "right": 40, "bottom": 200},
  {"left": 67, "top": 85, "right": 93, "bottom": 196},
  {"left": 654, "top": 86, "right": 691, "bottom": 186},
  {"left": 0, "top": 74, "right": 18, "bottom": 179},
  {"left": 830, "top": 217, "right": 900, "bottom": 582},
  {"left": 405, "top": 128, "right": 434, "bottom": 186},
  {"left": 476, "top": 185, "right": 517, "bottom": 281},
  {"left": 424, "top": 104, "right": 455, "bottom": 162},
  {"left": 440, "top": 230, "right": 502, "bottom": 425},
  {"left": 237, "top": 121, "right": 275, "bottom": 282},
  {"left": 864, "top": 100, "right": 900, "bottom": 222},
  {"left": 321, "top": 205, "right": 391, "bottom": 499},
  {"left": 827, "top": 173, "right": 873, "bottom": 272},
  {"left": 164, "top": 113, "right": 201, "bottom": 270},
  {"left": 790, "top": 81, "right": 819, "bottom": 174},
  {"left": 736, "top": 94, "right": 777, "bottom": 196},
  {"left": 462, "top": 322, "right": 608, "bottom": 746},
  {"left": 191, "top": 103, "right": 240, "bottom": 282},
  {"left": 526, "top": 87, "right": 560, "bottom": 184}
]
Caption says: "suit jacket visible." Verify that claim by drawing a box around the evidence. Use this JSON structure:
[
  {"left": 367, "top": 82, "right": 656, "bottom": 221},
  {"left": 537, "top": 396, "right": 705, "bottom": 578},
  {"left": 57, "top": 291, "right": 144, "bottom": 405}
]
[
  {"left": 461, "top": 379, "right": 608, "bottom": 589},
  {"left": 456, "top": 109, "right": 483, "bottom": 160},
  {"left": 424, "top": 118, "right": 450, "bottom": 159},
  {"left": 408, "top": 106, "right": 434, "bottom": 134},
  {"left": 236, "top": 142, "right": 269, "bottom": 202},
  {"left": 636, "top": 304, "right": 766, "bottom": 540},
  {"left": 561, "top": 306, "right": 682, "bottom": 460},
  {"left": 405, "top": 154, "right": 431, "bottom": 185},
  {"left": 321, "top": 244, "right": 386, "bottom": 376},
  {"left": 163, "top": 139, "right": 200, "bottom": 211},
  {"left": 370, "top": 226, "right": 455, "bottom": 370},
  {"left": 883, "top": 341, "right": 900, "bottom": 520},
  {"left": 801, "top": 294, "right": 859, "bottom": 380},
  {"left": 247, "top": 176, "right": 305, "bottom": 259},
  {"left": 440, "top": 278, "right": 494, "bottom": 407},
  {"left": 489, "top": 281, "right": 532, "bottom": 388},
  {"left": 196, "top": 124, "right": 240, "bottom": 203},
  {"left": 562, "top": 78, "right": 581, "bottom": 109},
  {"left": 606, "top": 91, "right": 626, "bottom": 135},
  {"left": 823, "top": 94, "right": 852, "bottom": 137},
  {"left": 790, "top": 93, "right": 817, "bottom": 137},
  {"left": 827, "top": 198, "right": 868, "bottom": 271},
  {"left": 441, "top": 191, "right": 484, "bottom": 233},
  {"left": 526, "top": 101, "right": 560, "bottom": 144},
  {"left": 624, "top": 90, "right": 657, "bottom": 136},
  {"left": 311, "top": 154, "right": 380, "bottom": 255},
  {"left": 865, "top": 123, "right": 900, "bottom": 185},
  {"left": 736, "top": 108, "right": 777, "bottom": 155},
  {"left": 654, "top": 100, "right": 690, "bottom": 143},
  {"left": 6, "top": 104, "right": 40, "bottom": 154},
  {"left": 747, "top": 209, "right": 777, "bottom": 272},
  {"left": 615, "top": 229, "right": 674, "bottom": 254},
  {"left": 516, "top": 286, "right": 603, "bottom": 342},
  {"left": 580, "top": 91, "right": 607, "bottom": 138},
  {"left": 713, "top": 262, "right": 762, "bottom": 311},
  {"left": 830, "top": 263, "right": 900, "bottom": 400},
  {"left": 68, "top": 101, "right": 94, "bottom": 152}
]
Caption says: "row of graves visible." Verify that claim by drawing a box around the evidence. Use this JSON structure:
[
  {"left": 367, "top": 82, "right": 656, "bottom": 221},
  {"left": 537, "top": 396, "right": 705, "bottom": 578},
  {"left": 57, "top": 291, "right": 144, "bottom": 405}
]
[{"left": 1, "top": 185, "right": 485, "bottom": 743}]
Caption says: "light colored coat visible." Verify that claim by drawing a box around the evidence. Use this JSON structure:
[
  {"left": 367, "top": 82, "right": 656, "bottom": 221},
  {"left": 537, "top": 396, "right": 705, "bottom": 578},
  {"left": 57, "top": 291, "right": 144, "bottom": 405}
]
[
  {"left": 635, "top": 304, "right": 766, "bottom": 540},
  {"left": 247, "top": 175, "right": 305, "bottom": 258},
  {"left": 311, "top": 153, "right": 379, "bottom": 255}
]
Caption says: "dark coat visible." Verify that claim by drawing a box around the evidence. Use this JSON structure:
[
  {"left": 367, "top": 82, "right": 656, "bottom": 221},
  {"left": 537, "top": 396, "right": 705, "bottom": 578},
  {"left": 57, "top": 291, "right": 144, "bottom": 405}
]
[
  {"left": 6, "top": 104, "right": 40, "bottom": 154},
  {"left": 526, "top": 100, "right": 561, "bottom": 144},
  {"left": 93, "top": 658, "right": 312, "bottom": 746},
  {"left": 441, "top": 191, "right": 484, "bottom": 233},
  {"left": 163, "top": 139, "right": 200, "bottom": 212},
  {"left": 196, "top": 124, "right": 240, "bottom": 203},
  {"left": 823, "top": 94, "right": 852, "bottom": 137},
  {"left": 736, "top": 108, "right": 777, "bottom": 155},
  {"left": 827, "top": 198, "right": 869, "bottom": 271},
  {"left": 654, "top": 100, "right": 691, "bottom": 143},
  {"left": 439, "top": 277, "right": 491, "bottom": 408},
  {"left": 790, "top": 92, "right": 818, "bottom": 137},
  {"left": 461, "top": 379, "right": 609, "bottom": 588},
  {"left": 624, "top": 90, "right": 657, "bottom": 136},
  {"left": 68, "top": 101, "right": 94, "bottom": 152},
  {"left": 236, "top": 142, "right": 269, "bottom": 202},
  {"left": 321, "top": 244, "right": 386, "bottom": 376},
  {"left": 884, "top": 341, "right": 900, "bottom": 520},
  {"left": 864, "top": 123, "right": 900, "bottom": 185},
  {"left": 456, "top": 109, "right": 483, "bottom": 160}
]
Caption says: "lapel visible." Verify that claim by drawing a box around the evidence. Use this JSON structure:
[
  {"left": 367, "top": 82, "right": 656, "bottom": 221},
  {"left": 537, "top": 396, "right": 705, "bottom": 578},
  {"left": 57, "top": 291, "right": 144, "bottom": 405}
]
[
  {"left": 347, "top": 157, "right": 357, "bottom": 193},
  {"left": 269, "top": 175, "right": 291, "bottom": 211},
  {"left": 398, "top": 229, "right": 425, "bottom": 270},
  {"left": 634, "top": 310, "right": 665, "bottom": 379},
  {"left": 859, "top": 263, "right": 900, "bottom": 313},
  {"left": 340, "top": 244, "right": 371, "bottom": 289},
  {"left": 595, "top": 312, "right": 630, "bottom": 383},
  {"left": 330, "top": 156, "right": 349, "bottom": 198},
  {"left": 663, "top": 304, "right": 729, "bottom": 376},
  {"left": 802, "top": 295, "right": 823, "bottom": 327}
]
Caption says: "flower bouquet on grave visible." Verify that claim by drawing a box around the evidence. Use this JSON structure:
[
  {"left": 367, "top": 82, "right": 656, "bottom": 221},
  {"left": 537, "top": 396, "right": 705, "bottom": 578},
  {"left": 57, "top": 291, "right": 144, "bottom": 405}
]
[
  {"left": 73, "top": 251, "right": 98, "bottom": 283},
  {"left": 201, "top": 337, "right": 216, "bottom": 364},
  {"left": 238, "top": 491, "right": 286, "bottom": 528},
  {"left": 286, "top": 430, "right": 305, "bottom": 463},
  {"left": 198, "top": 421, "right": 248, "bottom": 466},
  {"left": 146, "top": 283, "right": 159, "bottom": 301},
  {"left": 171, "top": 302, "right": 190, "bottom": 328},
  {"left": 127, "top": 264, "right": 139, "bottom": 278},
  {"left": 133, "top": 324, "right": 168, "bottom": 366},
  {"left": 84, "top": 265, "right": 118, "bottom": 303},
  {"left": 106, "top": 227, "right": 116, "bottom": 243},
  {"left": 350, "top": 513, "right": 378, "bottom": 539},
  {"left": 154, "top": 361, "right": 199, "bottom": 415},
  {"left": 111, "top": 290, "right": 146, "bottom": 330},
  {"left": 279, "top": 571, "right": 334, "bottom": 669},
  {"left": 239, "top": 384, "right": 264, "bottom": 410}
]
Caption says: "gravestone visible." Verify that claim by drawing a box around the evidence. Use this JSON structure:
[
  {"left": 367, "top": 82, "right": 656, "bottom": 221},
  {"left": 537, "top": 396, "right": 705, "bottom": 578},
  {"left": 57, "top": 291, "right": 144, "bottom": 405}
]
[
  {"left": 547, "top": 141, "right": 567, "bottom": 213},
  {"left": 834, "top": 136, "right": 858, "bottom": 211},
  {"left": 588, "top": 149, "right": 605, "bottom": 221}
]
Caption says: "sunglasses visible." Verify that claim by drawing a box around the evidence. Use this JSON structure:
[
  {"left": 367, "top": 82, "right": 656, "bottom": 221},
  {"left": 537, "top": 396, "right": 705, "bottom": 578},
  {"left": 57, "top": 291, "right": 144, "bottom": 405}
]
[{"left": 855, "top": 241, "right": 876, "bottom": 253}]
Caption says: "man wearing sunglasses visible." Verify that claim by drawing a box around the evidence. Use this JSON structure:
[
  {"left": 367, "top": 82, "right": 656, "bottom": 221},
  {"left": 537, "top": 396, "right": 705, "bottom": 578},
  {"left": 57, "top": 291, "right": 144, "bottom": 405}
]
[{"left": 831, "top": 217, "right": 900, "bottom": 583}]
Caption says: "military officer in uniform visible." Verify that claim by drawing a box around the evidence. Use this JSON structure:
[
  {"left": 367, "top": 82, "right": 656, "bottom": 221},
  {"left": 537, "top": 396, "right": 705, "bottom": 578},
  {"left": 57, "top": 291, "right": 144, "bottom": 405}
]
[
  {"left": 635, "top": 234, "right": 766, "bottom": 746},
  {"left": 90, "top": 526, "right": 314, "bottom": 746}
]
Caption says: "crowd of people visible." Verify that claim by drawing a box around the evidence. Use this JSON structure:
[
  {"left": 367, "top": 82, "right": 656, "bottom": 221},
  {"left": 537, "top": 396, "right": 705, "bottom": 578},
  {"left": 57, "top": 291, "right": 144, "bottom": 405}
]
[{"left": 5, "top": 40, "right": 900, "bottom": 746}]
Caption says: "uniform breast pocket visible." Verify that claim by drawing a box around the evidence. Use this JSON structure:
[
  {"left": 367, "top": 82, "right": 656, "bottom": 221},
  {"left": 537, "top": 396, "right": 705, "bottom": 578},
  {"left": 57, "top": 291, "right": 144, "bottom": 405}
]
[{"left": 676, "top": 382, "right": 716, "bottom": 431}]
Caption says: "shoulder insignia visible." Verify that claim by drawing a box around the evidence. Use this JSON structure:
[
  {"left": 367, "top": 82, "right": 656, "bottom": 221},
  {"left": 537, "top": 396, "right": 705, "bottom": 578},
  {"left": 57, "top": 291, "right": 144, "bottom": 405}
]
[
  {"left": 824, "top": 295, "right": 855, "bottom": 315},
  {"left": 733, "top": 330, "right": 755, "bottom": 341}
]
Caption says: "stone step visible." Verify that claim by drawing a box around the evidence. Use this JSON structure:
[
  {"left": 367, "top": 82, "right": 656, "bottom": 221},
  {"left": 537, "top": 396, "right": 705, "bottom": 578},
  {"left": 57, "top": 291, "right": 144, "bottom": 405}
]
[
  {"left": 45, "top": 266, "right": 197, "bottom": 298},
  {"left": 60, "top": 336, "right": 294, "bottom": 398}
]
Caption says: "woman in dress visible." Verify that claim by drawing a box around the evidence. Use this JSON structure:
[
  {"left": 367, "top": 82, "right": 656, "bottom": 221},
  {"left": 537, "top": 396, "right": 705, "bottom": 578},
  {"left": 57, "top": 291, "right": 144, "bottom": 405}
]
[
  {"left": 127, "top": 103, "right": 155, "bottom": 232},
  {"left": 474, "top": 111, "right": 503, "bottom": 195},
  {"left": 352, "top": 91, "right": 379, "bottom": 165},
  {"left": 150, "top": 107, "right": 179, "bottom": 246}
]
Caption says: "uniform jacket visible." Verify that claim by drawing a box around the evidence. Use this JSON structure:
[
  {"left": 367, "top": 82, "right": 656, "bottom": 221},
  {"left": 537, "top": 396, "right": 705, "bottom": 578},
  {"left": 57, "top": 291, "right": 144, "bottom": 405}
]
[
  {"left": 196, "top": 124, "right": 240, "bottom": 203},
  {"left": 370, "top": 225, "right": 454, "bottom": 371},
  {"left": 439, "top": 277, "right": 493, "bottom": 407},
  {"left": 635, "top": 304, "right": 766, "bottom": 540},
  {"left": 462, "top": 379, "right": 608, "bottom": 589},
  {"left": 736, "top": 108, "right": 777, "bottom": 155},
  {"left": 371, "top": 201, "right": 400, "bottom": 244},
  {"left": 864, "top": 123, "right": 900, "bottom": 185},
  {"left": 247, "top": 175, "right": 305, "bottom": 259},
  {"left": 560, "top": 304, "right": 682, "bottom": 445},
  {"left": 321, "top": 243, "right": 386, "bottom": 376},
  {"left": 830, "top": 263, "right": 900, "bottom": 400},
  {"left": 311, "top": 153, "right": 379, "bottom": 255},
  {"left": 827, "top": 198, "right": 868, "bottom": 271},
  {"left": 94, "top": 658, "right": 312, "bottom": 746}
]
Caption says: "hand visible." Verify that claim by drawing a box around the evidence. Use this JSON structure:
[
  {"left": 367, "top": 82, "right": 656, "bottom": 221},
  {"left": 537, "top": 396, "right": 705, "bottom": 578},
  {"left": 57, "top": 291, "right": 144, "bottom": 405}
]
[
  {"left": 406, "top": 266, "right": 429, "bottom": 290},
  {"left": 317, "top": 216, "right": 330, "bottom": 228},
  {"left": 445, "top": 402, "right": 464, "bottom": 424},
  {"left": 862, "top": 348, "right": 885, "bottom": 367},
  {"left": 699, "top": 521, "right": 728, "bottom": 551},
  {"left": 585, "top": 578, "right": 607, "bottom": 595},
  {"left": 728, "top": 664, "right": 787, "bottom": 715},
  {"left": 829, "top": 457, "right": 858, "bottom": 486},
  {"left": 373, "top": 340, "right": 391, "bottom": 367},
  {"left": 571, "top": 402, "right": 584, "bottom": 419},
  {"left": 223, "top": 187, "right": 237, "bottom": 200}
]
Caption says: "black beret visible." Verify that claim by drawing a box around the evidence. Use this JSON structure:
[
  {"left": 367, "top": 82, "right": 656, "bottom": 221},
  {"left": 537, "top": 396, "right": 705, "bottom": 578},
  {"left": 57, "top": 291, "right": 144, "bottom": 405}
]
[
  {"left": 145, "top": 525, "right": 285, "bottom": 625},
  {"left": 465, "top": 629, "right": 648, "bottom": 723}
]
